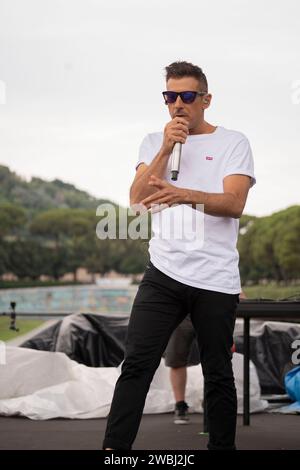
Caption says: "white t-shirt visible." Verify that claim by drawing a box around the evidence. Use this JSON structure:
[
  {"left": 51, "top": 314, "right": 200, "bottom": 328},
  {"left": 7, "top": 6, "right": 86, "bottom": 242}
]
[{"left": 135, "top": 126, "right": 256, "bottom": 294}]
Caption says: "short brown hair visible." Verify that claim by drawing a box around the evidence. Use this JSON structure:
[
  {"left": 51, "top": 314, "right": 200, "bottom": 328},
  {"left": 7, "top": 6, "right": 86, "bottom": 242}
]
[{"left": 165, "top": 61, "right": 208, "bottom": 92}]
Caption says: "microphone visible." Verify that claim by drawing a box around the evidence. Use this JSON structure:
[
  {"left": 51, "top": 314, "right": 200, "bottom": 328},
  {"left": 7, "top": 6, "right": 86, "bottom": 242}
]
[{"left": 170, "top": 142, "right": 182, "bottom": 181}]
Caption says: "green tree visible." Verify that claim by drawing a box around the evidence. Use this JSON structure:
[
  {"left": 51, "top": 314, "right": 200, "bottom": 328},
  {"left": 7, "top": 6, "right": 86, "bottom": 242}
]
[
  {"left": 273, "top": 208, "right": 300, "bottom": 281},
  {"left": 30, "top": 208, "right": 95, "bottom": 280},
  {"left": 0, "top": 241, "right": 8, "bottom": 277},
  {"left": 238, "top": 205, "right": 300, "bottom": 283},
  {"left": 30, "top": 209, "right": 91, "bottom": 246},
  {"left": 0, "top": 203, "right": 26, "bottom": 238},
  {"left": 7, "top": 240, "right": 52, "bottom": 280}
]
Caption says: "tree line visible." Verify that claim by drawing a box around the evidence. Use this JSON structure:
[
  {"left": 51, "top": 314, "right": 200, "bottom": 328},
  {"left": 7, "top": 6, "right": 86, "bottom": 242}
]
[
  {"left": 0, "top": 202, "right": 299, "bottom": 283},
  {"left": 0, "top": 203, "right": 150, "bottom": 281},
  {"left": 238, "top": 205, "right": 300, "bottom": 283}
]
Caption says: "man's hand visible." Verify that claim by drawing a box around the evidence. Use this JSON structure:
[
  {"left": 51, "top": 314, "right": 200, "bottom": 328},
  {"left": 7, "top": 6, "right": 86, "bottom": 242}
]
[
  {"left": 140, "top": 175, "right": 189, "bottom": 212},
  {"left": 161, "top": 117, "right": 189, "bottom": 155},
  {"left": 139, "top": 174, "right": 252, "bottom": 218}
]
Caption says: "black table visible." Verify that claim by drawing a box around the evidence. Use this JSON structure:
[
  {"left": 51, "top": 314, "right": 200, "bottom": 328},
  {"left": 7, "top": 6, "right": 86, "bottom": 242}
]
[{"left": 236, "top": 300, "right": 300, "bottom": 425}]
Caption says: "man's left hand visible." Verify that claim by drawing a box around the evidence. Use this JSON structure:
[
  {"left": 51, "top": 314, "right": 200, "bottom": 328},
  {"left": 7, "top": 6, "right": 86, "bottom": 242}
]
[{"left": 140, "top": 175, "right": 189, "bottom": 212}]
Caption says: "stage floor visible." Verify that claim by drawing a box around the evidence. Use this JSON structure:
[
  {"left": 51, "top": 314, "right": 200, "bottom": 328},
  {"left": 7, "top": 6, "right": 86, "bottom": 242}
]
[{"left": 0, "top": 413, "right": 299, "bottom": 450}]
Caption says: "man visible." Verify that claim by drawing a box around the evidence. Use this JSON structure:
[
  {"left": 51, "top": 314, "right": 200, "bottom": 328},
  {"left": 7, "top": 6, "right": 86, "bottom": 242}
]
[{"left": 103, "top": 61, "right": 255, "bottom": 450}]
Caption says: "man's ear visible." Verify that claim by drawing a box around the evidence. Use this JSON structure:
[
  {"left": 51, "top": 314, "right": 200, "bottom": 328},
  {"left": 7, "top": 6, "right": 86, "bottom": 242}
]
[{"left": 202, "top": 93, "right": 212, "bottom": 109}]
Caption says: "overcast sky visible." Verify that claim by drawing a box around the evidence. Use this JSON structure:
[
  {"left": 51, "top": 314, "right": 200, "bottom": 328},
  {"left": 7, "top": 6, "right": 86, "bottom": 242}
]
[{"left": 0, "top": 0, "right": 299, "bottom": 216}]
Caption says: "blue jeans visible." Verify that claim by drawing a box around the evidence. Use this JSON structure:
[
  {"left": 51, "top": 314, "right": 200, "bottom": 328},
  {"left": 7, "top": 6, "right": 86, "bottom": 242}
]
[{"left": 103, "top": 261, "right": 239, "bottom": 450}]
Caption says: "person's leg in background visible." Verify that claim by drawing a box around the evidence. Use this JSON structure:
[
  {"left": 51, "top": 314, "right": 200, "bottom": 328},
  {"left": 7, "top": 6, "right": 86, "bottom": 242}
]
[
  {"left": 170, "top": 367, "right": 187, "bottom": 404},
  {"left": 102, "top": 263, "right": 188, "bottom": 450},
  {"left": 190, "top": 288, "right": 239, "bottom": 450},
  {"left": 164, "top": 315, "right": 196, "bottom": 424}
]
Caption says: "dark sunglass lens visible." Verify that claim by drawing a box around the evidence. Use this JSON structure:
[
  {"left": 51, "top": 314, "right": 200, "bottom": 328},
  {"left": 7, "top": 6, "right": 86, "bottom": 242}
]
[
  {"left": 181, "top": 91, "right": 197, "bottom": 103},
  {"left": 164, "top": 91, "right": 177, "bottom": 103}
]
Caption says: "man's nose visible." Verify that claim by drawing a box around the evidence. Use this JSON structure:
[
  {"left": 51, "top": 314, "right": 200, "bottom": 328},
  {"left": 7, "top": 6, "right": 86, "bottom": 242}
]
[{"left": 174, "top": 95, "right": 184, "bottom": 108}]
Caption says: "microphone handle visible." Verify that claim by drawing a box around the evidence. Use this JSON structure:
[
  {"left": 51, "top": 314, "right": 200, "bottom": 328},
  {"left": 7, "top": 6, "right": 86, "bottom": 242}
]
[{"left": 171, "top": 142, "right": 182, "bottom": 181}]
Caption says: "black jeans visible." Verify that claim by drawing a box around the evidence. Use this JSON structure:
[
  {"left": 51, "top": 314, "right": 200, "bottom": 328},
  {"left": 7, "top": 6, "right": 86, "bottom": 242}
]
[{"left": 103, "top": 262, "right": 239, "bottom": 450}]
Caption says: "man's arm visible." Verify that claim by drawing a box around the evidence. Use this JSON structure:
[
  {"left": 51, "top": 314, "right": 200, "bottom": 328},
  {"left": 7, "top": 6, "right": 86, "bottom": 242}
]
[
  {"left": 129, "top": 150, "right": 170, "bottom": 206},
  {"left": 187, "top": 174, "right": 252, "bottom": 218},
  {"left": 140, "top": 174, "right": 252, "bottom": 219},
  {"left": 130, "top": 117, "right": 189, "bottom": 206}
]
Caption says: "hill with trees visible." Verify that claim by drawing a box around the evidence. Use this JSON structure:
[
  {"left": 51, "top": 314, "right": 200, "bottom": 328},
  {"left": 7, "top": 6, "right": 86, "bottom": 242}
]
[
  {"left": 0, "top": 164, "right": 299, "bottom": 285},
  {"left": 0, "top": 165, "right": 149, "bottom": 282},
  {"left": 0, "top": 165, "right": 112, "bottom": 215},
  {"left": 238, "top": 205, "right": 300, "bottom": 284}
]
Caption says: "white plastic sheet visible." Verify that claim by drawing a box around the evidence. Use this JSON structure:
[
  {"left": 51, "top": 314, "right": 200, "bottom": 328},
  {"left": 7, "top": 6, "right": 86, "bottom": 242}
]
[{"left": 0, "top": 347, "right": 268, "bottom": 419}]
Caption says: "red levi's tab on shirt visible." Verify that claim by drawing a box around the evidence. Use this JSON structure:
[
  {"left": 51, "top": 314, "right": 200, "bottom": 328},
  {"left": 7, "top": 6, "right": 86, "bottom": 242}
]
[{"left": 206, "top": 156, "right": 213, "bottom": 160}]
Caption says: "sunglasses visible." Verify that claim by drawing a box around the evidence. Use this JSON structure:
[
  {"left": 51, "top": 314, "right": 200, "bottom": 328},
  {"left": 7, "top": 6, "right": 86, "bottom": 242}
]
[{"left": 162, "top": 90, "right": 207, "bottom": 104}]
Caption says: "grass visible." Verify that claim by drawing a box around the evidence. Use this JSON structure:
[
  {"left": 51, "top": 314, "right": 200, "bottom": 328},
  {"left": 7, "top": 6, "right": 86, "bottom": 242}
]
[
  {"left": 0, "top": 317, "right": 45, "bottom": 342},
  {"left": 242, "top": 284, "right": 300, "bottom": 300}
]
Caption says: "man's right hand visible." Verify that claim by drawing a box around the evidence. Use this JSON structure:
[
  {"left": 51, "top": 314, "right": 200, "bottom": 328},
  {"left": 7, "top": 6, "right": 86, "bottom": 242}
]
[{"left": 161, "top": 117, "right": 189, "bottom": 155}]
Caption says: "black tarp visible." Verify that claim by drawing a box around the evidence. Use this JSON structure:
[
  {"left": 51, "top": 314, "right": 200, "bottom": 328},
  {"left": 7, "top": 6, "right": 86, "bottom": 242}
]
[
  {"left": 21, "top": 313, "right": 300, "bottom": 394},
  {"left": 234, "top": 324, "right": 300, "bottom": 394},
  {"left": 22, "top": 314, "right": 129, "bottom": 367}
]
